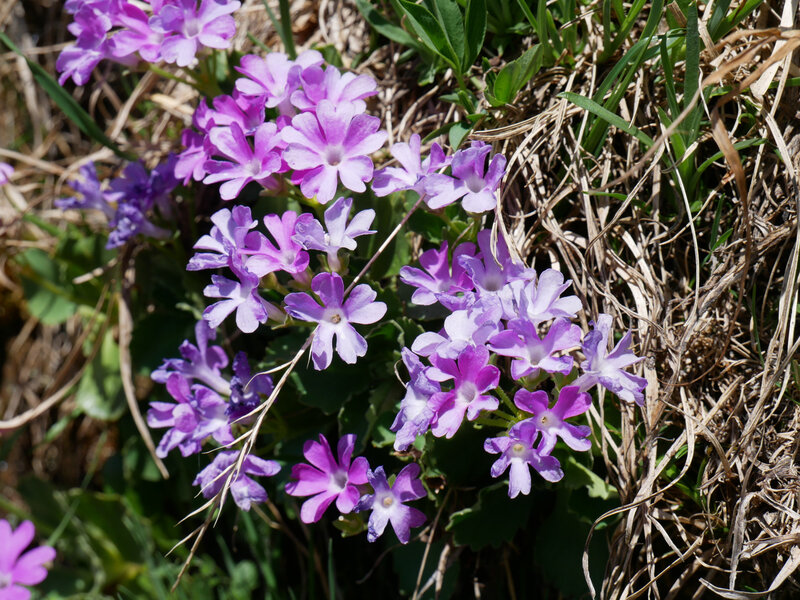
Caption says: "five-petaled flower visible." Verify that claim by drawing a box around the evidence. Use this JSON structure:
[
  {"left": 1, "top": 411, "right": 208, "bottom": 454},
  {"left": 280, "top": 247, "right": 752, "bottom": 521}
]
[
  {"left": 285, "top": 433, "right": 370, "bottom": 523},
  {"left": 354, "top": 464, "right": 426, "bottom": 544}
]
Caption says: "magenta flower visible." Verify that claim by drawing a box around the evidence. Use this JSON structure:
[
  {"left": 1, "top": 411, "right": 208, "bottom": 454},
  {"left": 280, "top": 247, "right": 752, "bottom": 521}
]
[
  {"left": 354, "top": 464, "right": 426, "bottom": 544},
  {"left": 194, "top": 451, "right": 280, "bottom": 511},
  {"left": 423, "top": 142, "right": 506, "bottom": 213},
  {"left": 291, "top": 65, "right": 378, "bottom": 113},
  {"left": 284, "top": 272, "right": 387, "bottom": 370},
  {"left": 573, "top": 314, "right": 647, "bottom": 405},
  {"left": 204, "top": 92, "right": 267, "bottom": 135},
  {"left": 283, "top": 100, "right": 387, "bottom": 204},
  {"left": 487, "top": 317, "right": 581, "bottom": 380},
  {"left": 484, "top": 421, "right": 564, "bottom": 498},
  {"left": 187, "top": 205, "right": 259, "bottom": 272},
  {"left": 293, "top": 197, "right": 376, "bottom": 271},
  {"left": 514, "top": 386, "right": 592, "bottom": 455},
  {"left": 241, "top": 211, "right": 310, "bottom": 277},
  {"left": 57, "top": 36, "right": 108, "bottom": 86},
  {"left": 235, "top": 50, "right": 323, "bottom": 115},
  {"left": 175, "top": 129, "right": 208, "bottom": 184},
  {"left": 146, "top": 374, "right": 233, "bottom": 458},
  {"left": 203, "top": 261, "right": 274, "bottom": 333},
  {"left": 285, "top": 433, "right": 370, "bottom": 523},
  {"left": 399, "top": 241, "right": 476, "bottom": 308},
  {"left": 155, "top": 0, "right": 241, "bottom": 67},
  {"left": 108, "top": 3, "right": 164, "bottom": 62},
  {"left": 372, "top": 134, "right": 448, "bottom": 198},
  {"left": 203, "top": 122, "right": 283, "bottom": 200},
  {"left": 427, "top": 346, "right": 500, "bottom": 438},
  {"left": 0, "top": 520, "right": 55, "bottom": 600},
  {"left": 0, "top": 162, "right": 12, "bottom": 185}
]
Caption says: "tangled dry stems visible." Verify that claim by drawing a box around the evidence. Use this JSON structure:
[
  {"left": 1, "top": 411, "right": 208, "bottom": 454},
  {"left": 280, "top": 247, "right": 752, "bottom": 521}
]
[{"left": 2, "top": 0, "right": 800, "bottom": 596}]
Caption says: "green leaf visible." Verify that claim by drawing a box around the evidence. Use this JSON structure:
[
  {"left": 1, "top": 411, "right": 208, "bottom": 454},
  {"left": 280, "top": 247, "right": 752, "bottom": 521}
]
[
  {"left": 355, "top": 0, "right": 423, "bottom": 49},
  {"left": 16, "top": 249, "right": 79, "bottom": 325},
  {"left": 397, "top": 0, "right": 461, "bottom": 71},
  {"left": 0, "top": 32, "right": 132, "bottom": 160},
  {"left": 431, "top": 0, "right": 465, "bottom": 71},
  {"left": 448, "top": 120, "right": 473, "bottom": 149},
  {"left": 463, "top": 0, "right": 486, "bottom": 68},
  {"left": 446, "top": 482, "right": 536, "bottom": 550},
  {"left": 486, "top": 44, "right": 542, "bottom": 106},
  {"left": 76, "top": 329, "right": 126, "bottom": 421}
]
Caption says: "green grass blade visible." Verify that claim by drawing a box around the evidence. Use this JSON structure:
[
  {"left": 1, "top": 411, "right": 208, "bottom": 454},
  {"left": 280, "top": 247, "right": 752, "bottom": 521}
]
[{"left": 562, "top": 91, "right": 655, "bottom": 148}]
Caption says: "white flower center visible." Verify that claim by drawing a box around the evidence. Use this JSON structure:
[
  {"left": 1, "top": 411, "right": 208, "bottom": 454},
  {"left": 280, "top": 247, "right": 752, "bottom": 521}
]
[
  {"left": 184, "top": 18, "right": 201, "bottom": 38},
  {"left": 0, "top": 572, "right": 11, "bottom": 589},
  {"left": 323, "top": 309, "right": 344, "bottom": 324},
  {"left": 247, "top": 158, "right": 262, "bottom": 176},
  {"left": 382, "top": 495, "right": 394, "bottom": 508},
  {"left": 325, "top": 146, "right": 344, "bottom": 166},
  {"left": 511, "top": 442, "right": 526, "bottom": 456},
  {"left": 457, "top": 382, "right": 478, "bottom": 404},
  {"left": 332, "top": 470, "right": 348, "bottom": 490},
  {"left": 538, "top": 411, "right": 554, "bottom": 428},
  {"left": 465, "top": 174, "right": 485, "bottom": 194},
  {"left": 481, "top": 274, "right": 504, "bottom": 292}
]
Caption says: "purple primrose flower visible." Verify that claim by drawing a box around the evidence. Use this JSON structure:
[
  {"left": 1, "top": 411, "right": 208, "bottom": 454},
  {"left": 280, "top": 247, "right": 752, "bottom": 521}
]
[
  {"left": 284, "top": 272, "right": 387, "bottom": 370},
  {"left": 487, "top": 317, "right": 581, "bottom": 380},
  {"left": 514, "top": 386, "right": 592, "bottom": 455},
  {"left": 399, "top": 241, "right": 476, "bottom": 308},
  {"left": 235, "top": 50, "right": 323, "bottom": 115},
  {"left": 505, "top": 268, "right": 583, "bottom": 325},
  {"left": 147, "top": 373, "right": 233, "bottom": 458},
  {"left": 426, "top": 345, "right": 500, "bottom": 438},
  {"left": 154, "top": 0, "right": 241, "bottom": 67},
  {"left": 411, "top": 300, "right": 502, "bottom": 360},
  {"left": 573, "top": 314, "right": 647, "bottom": 405},
  {"left": 193, "top": 450, "right": 280, "bottom": 511},
  {"left": 0, "top": 520, "right": 56, "bottom": 600},
  {"left": 55, "top": 163, "right": 115, "bottom": 218},
  {"left": 423, "top": 142, "right": 506, "bottom": 213},
  {"left": 372, "top": 134, "right": 448, "bottom": 198},
  {"left": 355, "top": 464, "right": 426, "bottom": 544},
  {"left": 285, "top": 433, "right": 369, "bottom": 523},
  {"left": 241, "top": 211, "right": 310, "bottom": 277},
  {"left": 203, "top": 122, "right": 284, "bottom": 200},
  {"left": 226, "top": 351, "right": 272, "bottom": 420},
  {"left": 391, "top": 349, "right": 440, "bottom": 451},
  {"left": 484, "top": 421, "right": 564, "bottom": 497},
  {"left": 291, "top": 65, "right": 378, "bottom": 113},
  {"left": 283, "top": 100, "right": 387, "bottom": 204},
  {"left": 203, "top": 261, "right": 275, "bottom": 333},
  {"left": 293, "top": 197, "right": 376, "bottom": 271},
  {"left": 187, "top": 205, "right": 259, "bottom": 272}
]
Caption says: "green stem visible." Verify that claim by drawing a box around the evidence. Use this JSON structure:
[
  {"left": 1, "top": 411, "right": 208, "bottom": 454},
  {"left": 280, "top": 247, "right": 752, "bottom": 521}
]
[{"left": 147, "top": 64, "right": 196, "bottom": 88}]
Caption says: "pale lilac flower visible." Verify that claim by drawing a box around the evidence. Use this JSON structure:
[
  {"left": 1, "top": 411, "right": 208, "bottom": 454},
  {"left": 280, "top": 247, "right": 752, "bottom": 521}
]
[
  {"left": 514, "top": 386, "right": 591, "bottom": 455},
  {"left": 204, "top": 122, "right": 283, "bottom": 200},
  {"left": 193, "top": 451, "right": 280, "bottom": 511},
  {"left": 240, "top": 210, "right": 309, "bottom": 277},
  {"left": 283, "top": 100, "right": 387, "bottom": 204},
  {"left": 458, "top": 230, "right": 534, "bottom": 307},
  {"left": 226, "top": 351, "right": 272, "bottom": 420},
  {"left": 57, "top": 37, "right": 108, "bottom": 86},
  {"left": 505, "top": 269, "right": 583, "bottom": 325},
  {"left": 0, "top": 519, "right": 55, "bottom": 600},
  {"left": 55, "top": 163, "right": 115, "bottom": 218},
  {"left": 147, "top": 373, "right": 233, "bottom": 458},
  {"left": 284, "top": 272, "right": 387, "bottom": 370},
  {"left": 203, "top": 261, "right": 272, "bottom": 333},
  {"left": 155, "top": 0, "right": 241, "bottom": 67},
  {"left": 427, "top": 346, "right": 500, "bottom": 438},
  {"left": 285, "top": 433, "right": 369, "bottom": 523},
  {"left": 152, "top": 319, "right": 230, "bottom": 395},
  {"left": 399, "top": 241, "right": 476, "bottom": 308},
  {"left": 235, "top": 50, "right": 323, "bottom": 115},
  {"left": 106, "top": 200, "right": 171, "bottom": 249},
  {"left": 0, "top": 162, "right": 12, "bottom": 185},
  {"left": 423, "top": 142, "right": 506, "bottom": 213},
  {"left": 187, "top": 205, "right": 259, "bottom": 272},
  {"left": 175, "top": 129, "right": 208, "bottom": 184},
  {"left": 573, "top": 314, "right": 647, "bottom": 405},
  {"left": 488, "top": 317, "right": 581, "bottom": 380},
  {"left": 391, "top": 349, "right": 440, "bottom": 451},
  {"left": 291, "top": 65, "right": 378, "bottom": 113},
  {"left": 354, "top": 464, "right": 426, "bottom": 544},
  {"left": 484, "top": 421, "right": 564, "bottom": 497},
  {"left": 108, "top": 4, "right": 164, "bottom": 61},
  {"left": 372, "top": 134, "right": 448, "bottom": 198},
  {"left": 293, "top": 197, "right": 376, "bottom": 271},
  {"left": 411, "top": 300, "right": 502, "bottom": 359}
]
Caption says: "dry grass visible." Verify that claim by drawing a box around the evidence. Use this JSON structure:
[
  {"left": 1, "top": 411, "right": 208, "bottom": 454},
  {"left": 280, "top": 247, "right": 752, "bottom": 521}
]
[{"left": 2, "top": 0, "right": 800, "bottom": 596}]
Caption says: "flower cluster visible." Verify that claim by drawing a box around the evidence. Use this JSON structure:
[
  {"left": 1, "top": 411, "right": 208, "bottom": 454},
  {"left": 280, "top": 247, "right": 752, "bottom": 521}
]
[
  {"left": 0, "top": 519, "right": 56, "bottom": 600},
  {"left": 147, "top": 320, "right": 279, "bottom": 510},
  {"left": 286, "top": 433, "right": 426, "bottom": 544},
  {"left": 58, "top": 0, "right": 241, "bottom": 85},
  {"left": 392, "top": 227, "right": 647, "bottom": 497},
  {"left": 56, "top": 160, "right": 178, "bottom": 248}
]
